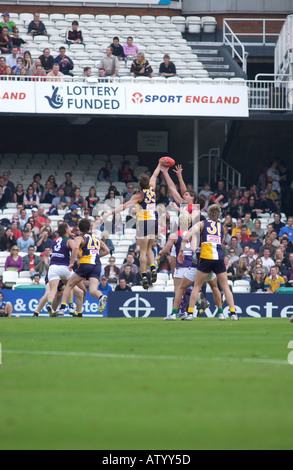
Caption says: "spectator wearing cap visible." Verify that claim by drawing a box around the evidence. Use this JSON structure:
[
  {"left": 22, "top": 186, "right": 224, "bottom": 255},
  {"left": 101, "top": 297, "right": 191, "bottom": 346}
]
[
  {"left": 0, "top": 13, "right": 16, "bottom": 33},
  {"left": 246, "top": 232, "right": 263, "bottom": 255},
  {"left": 16, "top": 227, "right": 35, "bottom": 252},
  {"left": 51, "top": 186, "right": 71, "bottom": 210},
  {"left": 256, "top": 190, "right": 275, "bottom": 214},
  {"left": 64, "top": 204, "right": 81, "bottom": 228}
]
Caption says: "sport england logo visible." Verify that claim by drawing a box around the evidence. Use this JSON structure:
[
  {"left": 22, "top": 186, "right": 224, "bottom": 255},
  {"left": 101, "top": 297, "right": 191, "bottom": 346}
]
[
  {"left": 132, "top": 92, "right": 144, "bottom": 104},
  {"left": 45, "top": 86, "right": 63, "bottom": 109}
]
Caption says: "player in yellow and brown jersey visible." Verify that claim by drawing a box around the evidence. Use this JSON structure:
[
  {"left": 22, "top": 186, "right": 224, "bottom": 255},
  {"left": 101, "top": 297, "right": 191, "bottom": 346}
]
[{"left": 105, "top": 161, "right": 163, "bottom": 289}]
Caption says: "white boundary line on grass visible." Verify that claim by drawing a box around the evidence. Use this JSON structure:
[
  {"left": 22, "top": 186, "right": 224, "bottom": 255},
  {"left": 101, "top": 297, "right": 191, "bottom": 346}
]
[{"left": 2, "top": 349, "right": 289, "bottom": 366}]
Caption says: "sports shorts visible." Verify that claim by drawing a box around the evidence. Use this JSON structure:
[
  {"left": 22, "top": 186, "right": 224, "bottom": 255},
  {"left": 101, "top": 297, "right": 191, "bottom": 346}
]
[
  {"left": 75, "top": 262, "right": 101, "bottom": 280},
  {"left": 48, "top": 264, "right": 73, "bottom": 282},
  {"left": 197, "top": 258, "right": 226, "bottom": 275},
  {"left": 184, "top": 266, "right": 216, "bottom": 283},
  {"left": 136, "top": 218, "right": 158, "bottom": 239},
  {"left": 174, "top": 266, "right": 191, "bottom": 279}
]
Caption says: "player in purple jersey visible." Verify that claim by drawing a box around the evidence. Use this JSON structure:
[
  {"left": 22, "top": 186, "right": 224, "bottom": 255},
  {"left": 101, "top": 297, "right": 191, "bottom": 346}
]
[
  {"left": 56, "top": 218, "right": 110, "bottom": 316},
  {"left": 45, "top": 222, "right": 85, "bottom": 317},
  {"left": 180, "top": 204, "right": 237, "bottom": 321}
]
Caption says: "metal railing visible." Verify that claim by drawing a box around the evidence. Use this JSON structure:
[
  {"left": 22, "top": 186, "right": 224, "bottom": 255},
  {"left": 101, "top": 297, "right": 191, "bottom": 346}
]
[
  {"left": 223, "top": 19, "right": 248, "bottom": 74},
  {"left": 199, "top": 147, "right": 242, "bottom": 190},
  {"left": 246, "top": 79, "right": 291, "bottom": 111},
  {"left": 223, "top": 17, "right": 285, "bottom": 47}
]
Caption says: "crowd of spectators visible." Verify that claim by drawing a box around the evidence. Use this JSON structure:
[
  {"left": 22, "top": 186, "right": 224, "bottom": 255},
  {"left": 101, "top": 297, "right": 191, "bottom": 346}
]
[
  {"left": 0, "top": 153, "right": 292, "bottom": 295},
  {"left": 0, "top": 11, "right": 178, "bottom": 80}
]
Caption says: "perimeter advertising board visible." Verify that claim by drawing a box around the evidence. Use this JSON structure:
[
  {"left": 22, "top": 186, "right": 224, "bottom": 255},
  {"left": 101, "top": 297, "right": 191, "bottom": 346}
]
[{"left": 3, "top": 290, "right": 293, "bottom": 318}]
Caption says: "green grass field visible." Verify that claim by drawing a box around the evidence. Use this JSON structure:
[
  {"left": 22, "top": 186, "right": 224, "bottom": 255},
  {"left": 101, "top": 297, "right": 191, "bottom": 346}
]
[{"left": 0, "top": 317, "right": 293, "bottom": 450}]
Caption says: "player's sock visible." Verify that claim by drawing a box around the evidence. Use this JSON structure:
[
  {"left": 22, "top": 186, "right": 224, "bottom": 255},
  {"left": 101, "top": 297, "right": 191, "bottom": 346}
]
[
  {"left": 68, "top": 302, "right": 74, "bottom": 309},
  {"left": 172, "top": 308, "right": 178, "bottom": 315},
  {"left": 77, "top": 312, "right": 83, "bottom": 317},
  {"left": 218, "top": 308, "right": 223, "bottom": 314},
  {"left": 150, "top": 264, "right": 156, "bottom": 272},
  {"left": 59, "top": 302, "right": 66, "bottom": 311},
  {"left": 187, "top": 307, "right": 194, "bottom": 315}
]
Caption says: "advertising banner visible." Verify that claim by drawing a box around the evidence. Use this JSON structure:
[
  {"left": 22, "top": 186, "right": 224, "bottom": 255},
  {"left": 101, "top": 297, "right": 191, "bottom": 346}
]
[
  {"left": 3, "top": 290, "right": 293, "bottom": 318},
  {"left": 35, "top": 82, "right": 249, "bottom": 117},
  {"left": 0, "top": 81, "right": 35, "bottom": 113}
]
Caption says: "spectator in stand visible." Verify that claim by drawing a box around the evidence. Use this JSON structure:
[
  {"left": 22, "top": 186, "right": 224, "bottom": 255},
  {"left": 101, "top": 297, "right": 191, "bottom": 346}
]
[
  {"left": 34, "top": 252, "right": 50, "bottom": 279},
  {"left": 104, "top": 256, "right": 120, "bottom": 284},
  {"left": 264, "top": 265, "right": 285, "bottom": 293},
  {"left": 31, "top": 64, "right": 47, "bottom": 81},
  {"left": 246, "top": 232, "right": 263, "bottom": 255},
  {"left": 0, "top": 13, "right": 15, "bottom": 33},
  {"left": 85, "top": 186, "right": 100, "bottom": 215},
  {"left": 242, "top": 195, "right": 260, "bottom": 219},
  {"left": 119, "top": 263, "right": 138, "bottom": 288},
  {"left": 23, "top": 185, "right": 39, "bottom": 209},
  {"left": 3, "top": 65, "right": 13, "bottom": 79},
  {"left": 11, "top": 27, "right": 28, "bottom": 50},
  {"left": 242, "top": 212, "right": 255, "bottom": 232},
  {"left": 18, "top": 207, "right": 29, "bottom": 229},
  {"left": 120, "top": 252, "right": 139, "bottom": 275},
  {"left": 0, "top": 175, "right": 12, "bottom": 202},
  {"left": 27, "top": 12, "right": 47, "bottom": 37},
  {"left": 256, "top": 190, "right": 275, "bottom": 214},
  {"left": 130, "top": 52, "right": 154, "bottom": 78},
  {"left": 36, "top": 228, "right": 52, "bottom": 252},
  {"left": 71, "top": 187, "right": 86, "bottom": 210},
  {"left": 101, "top": 230, "right": 115, "bottom": 255},
  {"left": 40, "top": 180, "right": 57, "bottom": 204},
  {"left": 250, "top": 269, "right": 265, "bottom": 293},
  {"left": 0, "top": 56, "right": 7, "bottom": 74},
  {"left": 222, "top": 214, "right": 235, "bottom": 236},
  {"left": 46, "top": 62, "right": 65, "bottom": 82},
  {"left": 265, "top": 181, "right": 279, "bottom": 207},
  {"left": 0, "top": 26, "right": 12, "bottom": 53},
  {"left": 51, "top": 186, "right": 71, "bottom": 211},
  {"left": 270, "top": 230, "right": 281, "bottom": 249},
  {"left": 65, "top": 20, "right": 84, "bottom": 45},
  {"left": 279, "top": 160, "right": 292, "bottom": 215},
  {"left": 32, "top": 206, "right": 46, "bottom": 231},
  {"left": 61, "top": 172, "right": 76, "bottom": 198},
  {"left": 16, "top": 227, "right": 35, "bottom": 252},
  {"left": 115, "top": 278, "right": 132, "bottom": 292},
  {"left": 97, "top": 161, "right": 118, "bottom": 183},
  {"left": 271, "top": 212, "right": 285, "bottom": 235},
  {"left": 235, "top": 257, "right": 251, "bottom": 281},
  {"left": 5, "top": 245, "right": 23, "bottom": 272},
  {"left": 47, "top": 174, "right": 58, "bottom": 190},
  {"left": 159, "top": 54, "right": 177, "bottom": 78},
  {"left": 63, "top": 204, "right": 81, "bottom": 228},
  {"left": 122, "top": 182, "right": 136, "bottom": 203},
  {"left": 110, "top": 36, "right": 126, "bottom": 61},
  {"left": 224, "top": 255, "right": 235, "bottom": 280},
  {"left": 99, "top": 46, "right": 119, "bottom": 78},
  {"left": 261, "top": 248, "right": 275, "bottom": 274},
  {"left": 0, "top": 291, "right": 13, "bottom": 317},
  {"left": 0, "top": 227, "right": 17, "bottom": 251},
  {"left": 55, "top": 47, "right": 74, "bottom": 76},
  {"left": 22, "top": 246, "right": 41, "bottom": 275},
  {"left": 253, "top": 218, "right": 265, "bottom": 240},
  {"left": 123, "top": 36, "right": 139, "bottom": 60},
  {"left": 199, "top": 182, "right": 213, "bottom": 204},
  {"left": 118, "top": 161, "right": 137, "bottom": 183},
  {"left": 0, "top": 185, "right": 7, "bottom": 210},
  {"left": 83, "top": 66, "right": 92, "bottom": 81},
  {"left": 227, "top": 247, "right": 240, "bottom": 267},
  {"left": 98, "top": 276, "right": 113, "bottom": 313},
  {"left": 11, "top": 219, "right": 22, "bottom": 241},
  {"left": 113, "top": 212, "right": 124, "bottom": 236},
  {"left": 12, "top": 56, "right": 24, "bottom": 75},
  {"left": 285, "top": 252, "right": 293, "bottom": 287},
  {"left": 239, "top": 224, "right": 251, "bottom": 248},
  {"left": 5, "top": 46, "right": 20, "bottom": 68},
  {"left": 278, "top": 216, "right": 293, "bottom": 242},
  {"left": 23, "top": 50, "right": 34, "bottom": 74},
  {"left": 259, "top": 235, "right": 276, "bottom": 258},
  {"left": 228, "top": 236, "right": 243, "bottom": 257},
  {"left": 266, "top": 159, "right": 281, "bottom": 195},
  {"left": 39, "top": 48, "right": 55, "bottom": 73}
]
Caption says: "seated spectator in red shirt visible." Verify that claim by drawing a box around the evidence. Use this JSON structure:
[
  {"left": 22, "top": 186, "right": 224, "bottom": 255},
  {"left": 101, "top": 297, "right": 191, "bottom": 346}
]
[
  {"left": 0, "top": 56, "right": 7, "bottom": 74},
  {"left": 0, "top": 26, "right": 13, "bottom": 53},
  {"left": 31, "top": 64, "right": 46, "bottom": 81},
  {"left": 118, "top": 161, "right": 137, "bottom": 183}
]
